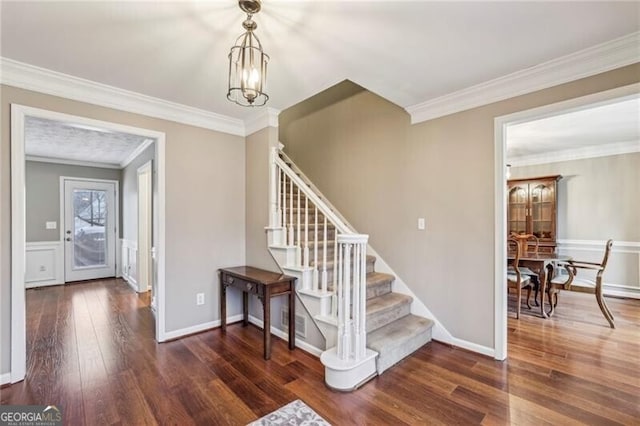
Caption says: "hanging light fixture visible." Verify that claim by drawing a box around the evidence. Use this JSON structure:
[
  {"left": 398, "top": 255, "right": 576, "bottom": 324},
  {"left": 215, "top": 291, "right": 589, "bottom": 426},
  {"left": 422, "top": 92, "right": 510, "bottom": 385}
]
[{"left": 227, "top": 0, "right": 269, "bottom": 107}]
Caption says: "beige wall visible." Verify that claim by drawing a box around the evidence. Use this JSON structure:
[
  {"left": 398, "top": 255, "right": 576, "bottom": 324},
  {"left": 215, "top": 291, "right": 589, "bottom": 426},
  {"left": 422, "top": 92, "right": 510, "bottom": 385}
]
[
  {"left": 25, "top": 161, "right": 123, "bottom": 242},
  {"left": 280, "top": 63, "right": 640, "bottom": 349},
  {"left": 1, "top": 85, "right": 246, "bottom": 374},
  {"left": 511, "top": 153, "right": 640, "bottom": 289}
]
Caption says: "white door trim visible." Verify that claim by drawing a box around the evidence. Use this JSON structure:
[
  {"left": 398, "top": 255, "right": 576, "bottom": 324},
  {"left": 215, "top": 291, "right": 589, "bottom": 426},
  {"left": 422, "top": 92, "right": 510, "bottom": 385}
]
[
  {"left": 492, "top": 82, "right": 640, "bottom": 361},
  {"left": 10, "top": 104, "right": 168, "bottom": 384},
  {"left": 60, "top": 177, "right": 119, "bottom": 282},
  {"left": 137, "top": 160, "right": 153, "bottom": 293}
]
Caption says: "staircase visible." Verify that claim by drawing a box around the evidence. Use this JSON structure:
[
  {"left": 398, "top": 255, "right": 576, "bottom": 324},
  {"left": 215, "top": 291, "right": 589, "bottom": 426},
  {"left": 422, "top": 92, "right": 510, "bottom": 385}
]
[{"left": 266, "top": 147, "right": 434, "bottom": 391}]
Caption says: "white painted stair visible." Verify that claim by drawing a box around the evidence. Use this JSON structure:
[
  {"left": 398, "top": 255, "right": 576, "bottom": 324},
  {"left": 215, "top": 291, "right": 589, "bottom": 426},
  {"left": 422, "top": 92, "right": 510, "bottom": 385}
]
[{"left": 266, "top": 147, "right": 434, "bottom": 389}]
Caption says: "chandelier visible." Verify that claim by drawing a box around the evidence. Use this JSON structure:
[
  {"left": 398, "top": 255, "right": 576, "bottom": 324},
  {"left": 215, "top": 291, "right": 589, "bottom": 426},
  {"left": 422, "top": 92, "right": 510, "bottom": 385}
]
[{"left": 227, "top": 0, "right": 269, "bottom": 107}]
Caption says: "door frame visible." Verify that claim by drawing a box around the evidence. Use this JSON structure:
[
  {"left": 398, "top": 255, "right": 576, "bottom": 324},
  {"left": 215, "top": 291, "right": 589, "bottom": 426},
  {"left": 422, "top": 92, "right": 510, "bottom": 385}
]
[
  {"left": 137, "top": 160, "right": 153, "bottom": 293},
  {"left": 60, "top": 177, "right": 119, "bottom": 282},
  {"left": 492, "top": 82, "right": 640, "bottom": 360},
  {"left": 10, "top": 104, "right": 168, "bottom": 383}
]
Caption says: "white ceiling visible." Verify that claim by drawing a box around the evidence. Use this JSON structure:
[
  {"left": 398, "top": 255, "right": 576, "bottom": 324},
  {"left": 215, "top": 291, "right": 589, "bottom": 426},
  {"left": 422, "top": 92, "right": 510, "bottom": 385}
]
[
  {"left": 25, "top": 116, "right": 149, "bottom": 166},
  {"left": 506, "top": 96, "right": 640, "bottom": 162},
  {"left": 1, "top": 1, "right": 638, "bottom": 121}
]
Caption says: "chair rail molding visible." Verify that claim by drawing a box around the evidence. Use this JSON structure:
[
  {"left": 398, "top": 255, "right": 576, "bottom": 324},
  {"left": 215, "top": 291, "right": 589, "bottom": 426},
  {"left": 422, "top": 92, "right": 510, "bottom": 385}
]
[
  {"left": 556, "top": 239, "right": 640, "bottom": 299},
  {"left": 25, "top": 241, "right": 64, "bottom": 288}
]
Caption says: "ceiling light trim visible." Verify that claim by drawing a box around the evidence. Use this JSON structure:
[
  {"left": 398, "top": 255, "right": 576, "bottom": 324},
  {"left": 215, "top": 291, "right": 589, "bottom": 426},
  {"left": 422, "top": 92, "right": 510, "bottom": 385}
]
[
  {"left": 406, "top": 31, "right": 640, "bottom": 124},
  {"left": 508, "top": 139, "right": 640, "bottom": 167},
  {"left": 0, "top": 57, "right": 246, "bottom": 137}
]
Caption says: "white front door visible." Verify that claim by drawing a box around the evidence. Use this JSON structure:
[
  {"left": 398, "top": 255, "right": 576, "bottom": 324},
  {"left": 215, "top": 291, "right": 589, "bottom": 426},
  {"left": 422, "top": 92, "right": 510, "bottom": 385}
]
[{"left": 64, "top": 179, "right": 117, "bottom": 282}]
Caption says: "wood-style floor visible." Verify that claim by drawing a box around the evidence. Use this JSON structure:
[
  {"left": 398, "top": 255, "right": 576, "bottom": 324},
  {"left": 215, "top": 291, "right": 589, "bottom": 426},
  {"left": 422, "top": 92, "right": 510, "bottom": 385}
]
[{"left": 1, "top": 279, "right": 638, "bottom": 425}]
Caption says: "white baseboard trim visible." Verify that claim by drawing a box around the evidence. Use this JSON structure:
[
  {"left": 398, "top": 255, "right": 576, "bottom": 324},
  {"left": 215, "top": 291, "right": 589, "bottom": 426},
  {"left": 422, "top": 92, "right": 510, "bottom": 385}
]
[
  {"left": 248, "top": 315, "right": 323, "bottom": 357},
  {"left": 604, "top": 284, "right": 640, "bottom": 299},
  {"left": 124, "top": 277, "right": 138, "bottom": 292},
  {"left": 162, "top": 314, "right": 244, "bottom": 341},
  {"left": 1, "top": 372, "right": 11, "bottom": 386},
  {"left": 445, "top": 337, "right": 496, "bottom": 358}
]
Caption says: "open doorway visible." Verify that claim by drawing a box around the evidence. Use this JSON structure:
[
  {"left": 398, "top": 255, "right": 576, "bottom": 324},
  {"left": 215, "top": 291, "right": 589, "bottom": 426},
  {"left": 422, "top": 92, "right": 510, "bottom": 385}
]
[
  {"left": 493, "top": 83, "right": 640, "bottom": 359},
  {"left": 10, "top": 105, "right": 166, "bottom": 383}
]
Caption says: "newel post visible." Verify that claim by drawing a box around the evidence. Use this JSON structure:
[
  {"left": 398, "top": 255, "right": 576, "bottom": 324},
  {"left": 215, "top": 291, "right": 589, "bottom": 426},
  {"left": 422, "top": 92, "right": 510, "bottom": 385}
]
[{"left": 320, "top": 233, "right": 378, "bottom": 391}]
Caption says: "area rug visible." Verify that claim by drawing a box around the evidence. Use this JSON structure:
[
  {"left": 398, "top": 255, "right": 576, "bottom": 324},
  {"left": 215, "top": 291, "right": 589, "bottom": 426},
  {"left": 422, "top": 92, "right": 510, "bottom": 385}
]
[{"left": 247, "top": 399, "right": 331, "bottom": 426}]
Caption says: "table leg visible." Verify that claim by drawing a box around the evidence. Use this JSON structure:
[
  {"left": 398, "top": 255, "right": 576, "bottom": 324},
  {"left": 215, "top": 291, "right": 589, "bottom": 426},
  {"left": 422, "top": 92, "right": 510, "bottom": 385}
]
[
  {"left": 263, "top": 289, "right": 271, "bottom": 360},
  {"left": 243, "top": 292, "right": 249, "bottom": 326},
  {"left": 288, "top": 283, "right": 295, "bottom": 350},
  {"left": 220, "top": 277, "right": 227, "bottom": 332}
]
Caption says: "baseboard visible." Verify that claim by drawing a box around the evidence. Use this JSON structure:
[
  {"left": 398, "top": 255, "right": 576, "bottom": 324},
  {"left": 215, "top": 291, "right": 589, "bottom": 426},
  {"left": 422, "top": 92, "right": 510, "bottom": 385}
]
[
  {"left": 123, "top": 275, "right": 138, "bottom": 292},
  {"left": 0, "top": 372, "right": 11, "bottom": 386},
  {"left": 162, "top": 314, "right": 244, "bottom": 341},
  {"left": 444, "top": 337, "right": 496, "bottom": 358},
  {"left": 604, "top": 284, "right": 640, "bottom": 299},
  {"left": 248, "top": 315, "right": 323, "bottom": 357}
]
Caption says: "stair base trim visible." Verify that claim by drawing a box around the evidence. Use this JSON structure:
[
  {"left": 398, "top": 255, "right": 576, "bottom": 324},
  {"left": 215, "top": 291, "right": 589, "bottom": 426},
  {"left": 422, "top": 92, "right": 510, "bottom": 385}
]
[{"left": 320, "top": 347, "right": 378, "bottom": 392}]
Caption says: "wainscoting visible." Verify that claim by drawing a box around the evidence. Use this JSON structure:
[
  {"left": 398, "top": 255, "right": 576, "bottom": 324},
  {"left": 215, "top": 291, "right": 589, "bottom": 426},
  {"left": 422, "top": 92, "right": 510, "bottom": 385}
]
[
  {"left": 121, "top": 239, "right": 138, "bottom": 291},
  {"left": 25, "top": 241, "right": 63, "bottom": 288},
  {"left": 557, "top": 239, "right": 640, "bottom": 299}
]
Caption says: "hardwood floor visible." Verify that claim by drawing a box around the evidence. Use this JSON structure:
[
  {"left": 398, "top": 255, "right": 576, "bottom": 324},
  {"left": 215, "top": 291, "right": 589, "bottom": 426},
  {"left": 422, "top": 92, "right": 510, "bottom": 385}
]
[{"left": 2, "top": 279, "right": 638, "bottom": 425}]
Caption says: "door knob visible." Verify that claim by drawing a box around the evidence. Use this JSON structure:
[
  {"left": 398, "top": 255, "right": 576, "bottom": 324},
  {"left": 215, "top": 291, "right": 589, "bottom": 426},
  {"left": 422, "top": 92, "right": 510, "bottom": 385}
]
[{"left": 66, "top": 237, "right": 71, "bottom": 242}]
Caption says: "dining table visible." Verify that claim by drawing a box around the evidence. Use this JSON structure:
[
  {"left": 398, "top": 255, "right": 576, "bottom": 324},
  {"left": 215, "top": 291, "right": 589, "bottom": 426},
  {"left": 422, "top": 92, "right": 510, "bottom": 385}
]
[{"left": 508, "top": 251, "right": 572, "bottom": 318}]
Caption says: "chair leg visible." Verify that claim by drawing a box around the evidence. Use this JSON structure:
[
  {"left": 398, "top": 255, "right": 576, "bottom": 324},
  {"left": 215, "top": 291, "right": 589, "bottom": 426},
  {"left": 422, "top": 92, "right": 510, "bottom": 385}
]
[
  {"left": 547, "top": 289, "right": 557, "bottom": 317},
  {"left": 595, "top": 288, "right": 615, "bottom": 329},
  {"left": 516, "top": 285, "right": 521, "bottom": 319},
  {"left": 525, "top": 286, "right": 532, "bottom": 309}
]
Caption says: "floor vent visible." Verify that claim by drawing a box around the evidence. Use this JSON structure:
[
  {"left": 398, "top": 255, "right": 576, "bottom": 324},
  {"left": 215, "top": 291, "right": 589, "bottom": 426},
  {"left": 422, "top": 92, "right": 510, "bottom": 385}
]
[{"left": 281, "top": 308, "right": 307, "bottom": 338}]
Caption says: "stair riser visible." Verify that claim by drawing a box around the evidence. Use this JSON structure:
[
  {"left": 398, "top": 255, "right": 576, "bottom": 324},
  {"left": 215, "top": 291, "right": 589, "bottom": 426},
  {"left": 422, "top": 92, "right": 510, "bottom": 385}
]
[
  {"left": 367, "top": 302, "right": 411, "bottom": 333},
  {"left": 367, "top": 281, "right": 392, "bottom": 300}
]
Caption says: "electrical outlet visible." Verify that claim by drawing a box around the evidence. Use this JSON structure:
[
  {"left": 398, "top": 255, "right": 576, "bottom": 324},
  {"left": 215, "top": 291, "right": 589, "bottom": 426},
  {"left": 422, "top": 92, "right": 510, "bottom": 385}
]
[
  {"left": 196, "top": 293, "right": 205, "bottom": 306},
  {"left": 39, "top": 265, "right": 46, "bottom": 272},
  {"left": 417, "top": 217, "right": 426, "bottom": 230}
]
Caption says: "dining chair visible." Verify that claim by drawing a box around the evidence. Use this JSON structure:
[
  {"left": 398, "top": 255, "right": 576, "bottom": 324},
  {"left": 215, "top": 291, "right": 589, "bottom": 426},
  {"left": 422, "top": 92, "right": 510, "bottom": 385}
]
[
  {"left": 507, "top": 237, "right": 533, "bottom": 319},
  {"left": 509, "top": 232, "right": 541, "bottom": 301},
  {"left": 547, "top": 239, "right": 615, "bottom": 328}
]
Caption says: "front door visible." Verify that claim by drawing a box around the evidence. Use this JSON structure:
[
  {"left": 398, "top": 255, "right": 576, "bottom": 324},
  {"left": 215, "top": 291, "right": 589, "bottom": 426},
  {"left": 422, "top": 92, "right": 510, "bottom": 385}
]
[{"left": 63, "top": 179, "right": 117, "bottom": 282}]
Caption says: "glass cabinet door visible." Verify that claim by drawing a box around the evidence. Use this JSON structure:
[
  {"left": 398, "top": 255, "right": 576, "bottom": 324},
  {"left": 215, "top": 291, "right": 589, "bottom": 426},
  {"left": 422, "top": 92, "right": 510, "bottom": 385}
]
[
  {"left": 530, "top": 182, "right": 555, "bottom": 241},
  {"left": 507, "top": 185, "right": 528, "bottom": 235}
]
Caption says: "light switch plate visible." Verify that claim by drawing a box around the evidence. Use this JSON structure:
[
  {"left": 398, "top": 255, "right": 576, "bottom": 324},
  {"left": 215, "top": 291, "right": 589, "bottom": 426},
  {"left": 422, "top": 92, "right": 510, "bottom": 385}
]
[
  {"left": 45, "top": 221, "right": 57, "bottom": 230},
  {"left": 418, "top": 218, "right": 425, "bottom": 230}
]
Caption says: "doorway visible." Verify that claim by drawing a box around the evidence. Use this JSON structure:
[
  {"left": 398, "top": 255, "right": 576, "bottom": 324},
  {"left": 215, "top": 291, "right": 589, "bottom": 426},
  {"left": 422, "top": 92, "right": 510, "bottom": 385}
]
[
  {"left": 63, "top": 178, "right": 118, "bottom": 282},
  {"left": 493, "top": 82, "right": 640, "bottom": 360},
  {"left": 10, "top": 104, "right": 167, "bottom": 383}
]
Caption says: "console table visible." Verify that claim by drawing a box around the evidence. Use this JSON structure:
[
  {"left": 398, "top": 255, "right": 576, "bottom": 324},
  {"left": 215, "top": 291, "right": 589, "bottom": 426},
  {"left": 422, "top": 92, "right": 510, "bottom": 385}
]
[{"left": 219, "top": 266, "right": 296, "bottom": 360}]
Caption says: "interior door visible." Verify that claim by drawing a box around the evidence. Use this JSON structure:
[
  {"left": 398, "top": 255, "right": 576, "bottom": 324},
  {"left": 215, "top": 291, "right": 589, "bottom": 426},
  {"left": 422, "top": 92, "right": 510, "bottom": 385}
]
[{"left": 64, "top": 179, "right": 117, "bottom": 282}]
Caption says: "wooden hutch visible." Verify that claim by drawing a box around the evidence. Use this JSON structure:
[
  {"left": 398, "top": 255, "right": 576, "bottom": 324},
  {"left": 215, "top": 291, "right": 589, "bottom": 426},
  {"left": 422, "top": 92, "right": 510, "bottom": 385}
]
[{"left": 507, "top": 175, "right": 562, "bottom": 253}]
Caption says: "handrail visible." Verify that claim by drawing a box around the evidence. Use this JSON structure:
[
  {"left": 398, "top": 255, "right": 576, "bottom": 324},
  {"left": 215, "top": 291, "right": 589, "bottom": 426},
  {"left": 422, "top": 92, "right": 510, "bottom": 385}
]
[
  {"left": 274, "top": 151, "right": 352, "bottom": 235},
  {"left": 278, "top": 149, "right": 357, "bottom": 234}
]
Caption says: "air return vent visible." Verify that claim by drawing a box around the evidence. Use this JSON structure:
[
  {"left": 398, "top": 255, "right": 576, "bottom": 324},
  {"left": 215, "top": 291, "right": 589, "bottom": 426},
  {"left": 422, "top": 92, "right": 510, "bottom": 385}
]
[{"left": 281, "top": 308, "right": 307, "bottom": 338}]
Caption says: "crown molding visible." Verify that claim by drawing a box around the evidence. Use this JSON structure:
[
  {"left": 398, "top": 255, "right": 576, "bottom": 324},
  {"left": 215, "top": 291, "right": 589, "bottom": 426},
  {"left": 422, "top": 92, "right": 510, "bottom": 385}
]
[
  {"left": 0, "top": 57, "right": 247, "bottom": 137},
  {"left": 407, "top": 32, "right": 640, "bottom": 124},
  {"left": 508, "top": 140, "right": 640, "bottom": 167},
  {"left": 26, "top": 155, "right": 122, "bottom": 169},
  {"left": 120, "top": 138, "right": 155, "bottom": 168},
  {"left": 244, "top": 107, "right": 281, "bottom": 136}
]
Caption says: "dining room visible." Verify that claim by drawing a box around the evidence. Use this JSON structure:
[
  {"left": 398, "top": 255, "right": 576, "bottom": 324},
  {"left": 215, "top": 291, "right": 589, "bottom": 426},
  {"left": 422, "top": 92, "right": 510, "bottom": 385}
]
[{"left": 504, "top": 92, "right": 639, "bottom": 328}]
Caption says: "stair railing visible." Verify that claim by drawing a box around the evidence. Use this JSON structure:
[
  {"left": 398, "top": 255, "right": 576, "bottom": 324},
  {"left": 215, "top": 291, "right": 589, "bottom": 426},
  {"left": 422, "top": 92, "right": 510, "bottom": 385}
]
[{"left": 270, "top": 147, "right": 369, "bottom": 361}]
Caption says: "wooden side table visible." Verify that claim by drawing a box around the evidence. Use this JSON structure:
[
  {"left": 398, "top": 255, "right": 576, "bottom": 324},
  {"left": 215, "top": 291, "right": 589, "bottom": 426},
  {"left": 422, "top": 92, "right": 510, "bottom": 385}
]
[{"left": 219, "top": 266, "right": 296, "bottom": 360}]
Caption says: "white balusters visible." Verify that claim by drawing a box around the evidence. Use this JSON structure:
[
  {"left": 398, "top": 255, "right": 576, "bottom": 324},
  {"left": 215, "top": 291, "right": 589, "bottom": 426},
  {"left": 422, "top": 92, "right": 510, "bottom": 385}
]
[
  {"left": 296, "top": 187, "right": 301, "bottom": 266},
  {"left": 288, "top": 176, "right": 294, "bottom": 246},
  {"left": 269, "top": 148, "right": 278, "bottom": 227},
  {"left": 304, "top": 197, "right": 309, "bottom": 267},
  {"left": 335, "top": 234, "right": 369, "bottom": 362},
  {"left": 313, "top": 205, "right": 319, "bottom": 291},
  {"left": 321, "top": 216, "right": 328, "bottom": 293}
]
